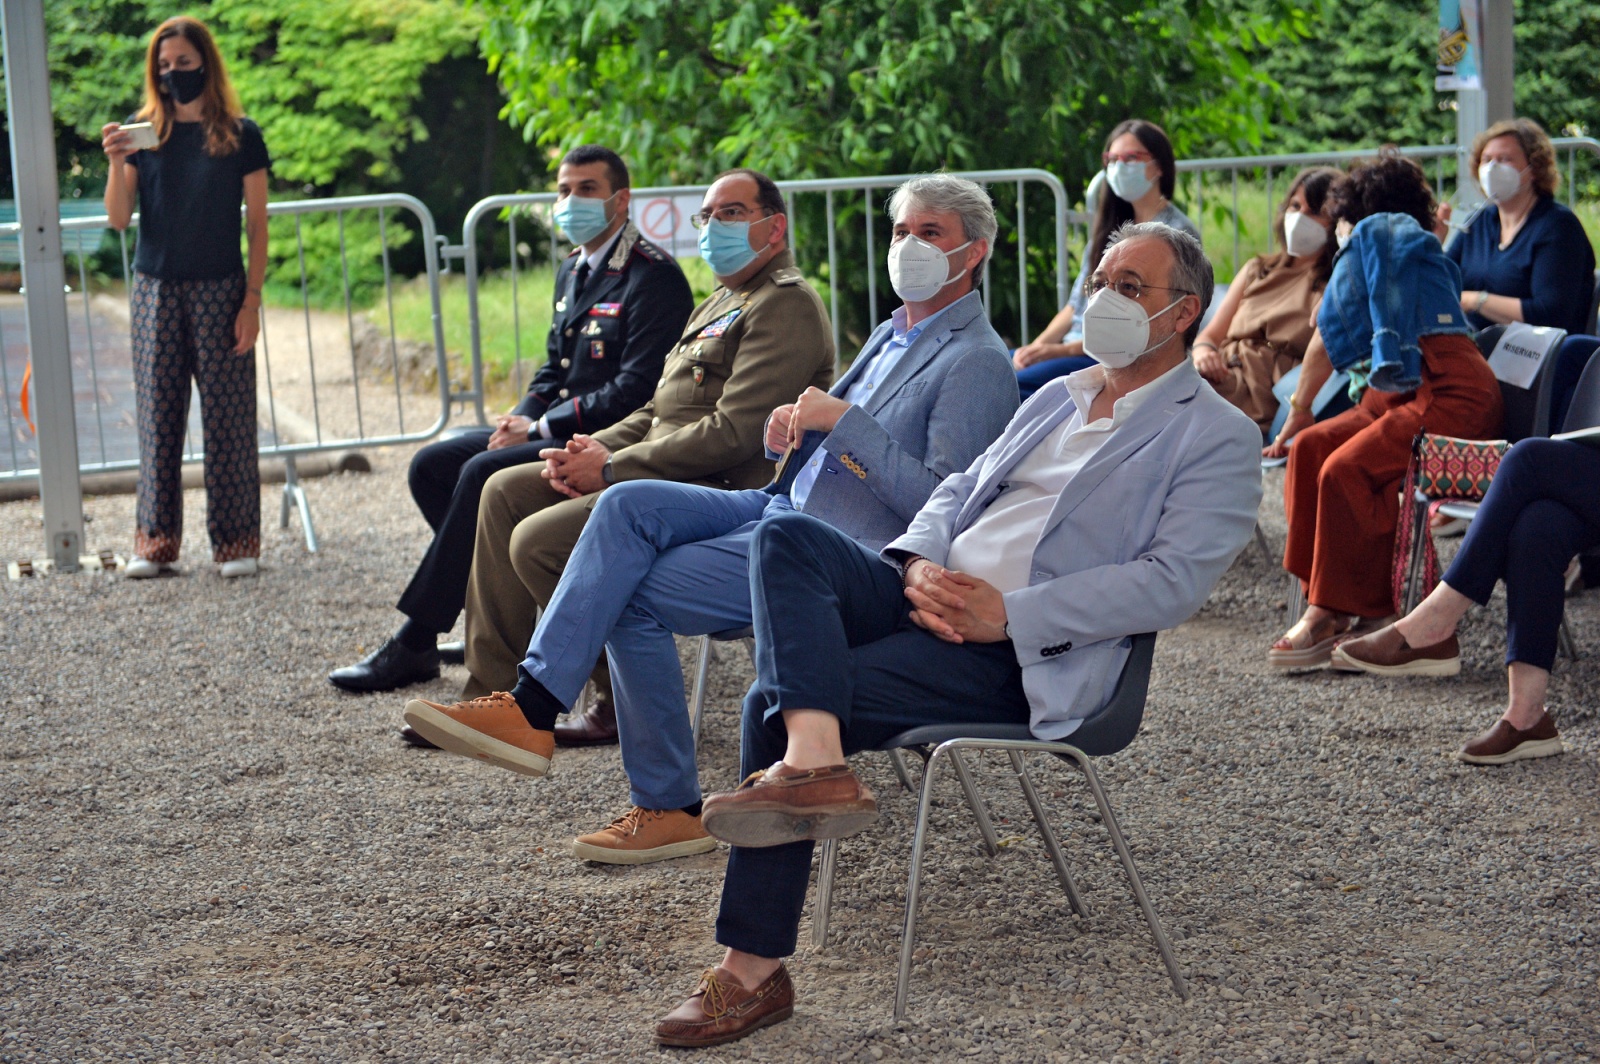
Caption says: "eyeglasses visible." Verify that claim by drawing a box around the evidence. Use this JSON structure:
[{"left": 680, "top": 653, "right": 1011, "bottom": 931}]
[
  {"left": 689, "top": 205, "right": 773, "bottom": 229},
  {"left": 1087, "top": 276, "right": 1193, "bottom": 301},
  {"left": 1103, "top": 151, "right": 1154, "bottom": 165}
]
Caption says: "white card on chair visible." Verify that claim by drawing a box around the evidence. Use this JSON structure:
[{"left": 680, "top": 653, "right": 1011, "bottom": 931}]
[{"left": 1487, "top": 322, "right": 1564, "bottom": 391}]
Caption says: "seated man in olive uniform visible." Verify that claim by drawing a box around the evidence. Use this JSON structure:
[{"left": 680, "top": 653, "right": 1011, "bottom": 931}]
[
  {"left": 330, "top": 145, "right": 694, "bottom": 694},
  {"left": 401, "top": 168, "right": 834, "bottom": 753}
]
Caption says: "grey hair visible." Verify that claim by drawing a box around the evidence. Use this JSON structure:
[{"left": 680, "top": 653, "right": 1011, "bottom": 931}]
[
  {"left": 1104, "top": 220, "right": 1214, "bottom": 346},
  {"left": 887, "top": 174, "right": 998, "bottom": 274}
]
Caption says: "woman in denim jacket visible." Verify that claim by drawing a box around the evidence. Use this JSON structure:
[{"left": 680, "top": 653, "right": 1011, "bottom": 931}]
[{"left": 1266, "top": 151, "right": 1503, "bottom": 668}]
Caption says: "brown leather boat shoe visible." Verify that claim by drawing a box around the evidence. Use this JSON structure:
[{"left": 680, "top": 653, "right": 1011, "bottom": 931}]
[
  {"left": 1331, "top": 624, "right": 1461, "bottom": 677},
  {"left": 1458, "top": 713, "right": 1565, "bottom": 765},
  {"left": 701, "top": 762, "right": 876, "bottom": 848},
  {"left": 553, "top": 697, "right": 618, "bottom": 747},
  {"left": 654, "top": 965, "right": 794, "bottom": 1048}
]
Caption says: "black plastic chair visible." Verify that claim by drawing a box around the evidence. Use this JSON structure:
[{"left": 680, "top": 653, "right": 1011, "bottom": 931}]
[{"left": 811, "top": 632, "right": 1187, "bottom": 1017}]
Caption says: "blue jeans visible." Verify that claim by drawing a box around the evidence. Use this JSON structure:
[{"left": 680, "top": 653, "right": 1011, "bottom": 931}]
[
  {"left": 1442, "top": 438, "right": 1600, "bottom": 670},
  {"left": 714, "top": 511, "right": 1030, "bottom": 958},
  {"left": 516, "top": 480, "right": 780, "bottom": 810}
]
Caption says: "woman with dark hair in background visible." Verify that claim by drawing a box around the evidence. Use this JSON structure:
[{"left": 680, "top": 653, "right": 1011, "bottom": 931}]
[
  {"left": 1266, "top": 150, "right": 1503, "bottom": 668},
  {"left": 1011, "top": 119, "right": 1200, "bottom": 397},
  {"left": 102, "top": 15, "right": 270, "bottom": 579},
  {"left": 1192, "top": 166, "right": 1342, "bottom": 432}
]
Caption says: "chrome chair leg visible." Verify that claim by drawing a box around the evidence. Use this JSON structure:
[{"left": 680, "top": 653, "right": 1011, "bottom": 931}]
[
  {"left": 813, "top": 838, "right": 838, "bottom": 949},
  {"left": 1286, "top": 574, "right": 1306, "bottom": 621},
  {"left": 1252, "top": 523, "right": 1273, "bottom": 566},
  {"left": 895, "top": 744, "right": 947, "bottom": 1019},
  {"left": 1402, "top": 494, "right": 1431, "bottom": 615},
  {"left": 1559, "top": 618, "right": 1579, "bottom": 662},
  {"left": 949, "top": 749, "right": 1000, "bottom": 858},
  {"left": 888, "top": 748, "right": 917, "bottom": 793},
  {"left": 1065, "top": 750, "right": 1189, "bottom": 999},
  {"left": 1008, "top": 751, "right": 1087, "bottom": 918},
  {"left": 689, "top": 635, "right": 714, "bottom": 749}
]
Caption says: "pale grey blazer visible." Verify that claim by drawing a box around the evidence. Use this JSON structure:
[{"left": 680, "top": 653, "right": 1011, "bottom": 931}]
[
  {"left": 778, "top": 290, "right": 1018, "bottom": 552},
  {"left": 885, "top": 359, "right": 1263, "bottom": 739}
]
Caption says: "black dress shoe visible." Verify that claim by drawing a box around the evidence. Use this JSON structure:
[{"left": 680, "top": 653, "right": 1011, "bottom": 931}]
[
  {"left": 437, "top": 640, "right": 466, "bottom": 666},
  {"left": 328, "top": 638, "right": 440, "bottom": 693},
  {"left": 553, "top": 698, "right": 619, "bottom": 747},
  {"left": 398, "top": 724, "right": 438, "bottom": 749}
]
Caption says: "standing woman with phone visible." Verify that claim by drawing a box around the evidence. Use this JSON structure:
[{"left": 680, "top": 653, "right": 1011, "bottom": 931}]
[{"left": 102, "top": 16, "right": 270, "bottom": 578}]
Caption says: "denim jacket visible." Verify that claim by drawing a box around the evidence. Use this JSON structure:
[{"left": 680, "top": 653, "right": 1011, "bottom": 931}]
[{"left": 1316, "top": 213, "right": 1471, "bottom": 393}]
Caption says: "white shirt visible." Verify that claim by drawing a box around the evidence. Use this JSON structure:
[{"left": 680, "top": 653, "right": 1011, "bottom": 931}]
[
  {"left": 943, "top": 359, "right": 1183, "bottom": 593},
  {"left": 790, "top": 302, "right": 951, "bottom": 508}
]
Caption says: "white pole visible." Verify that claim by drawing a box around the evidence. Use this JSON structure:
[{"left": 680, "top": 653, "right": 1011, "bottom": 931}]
[{"left": 3, "top": 0, "right": 84, "bottom": 571}]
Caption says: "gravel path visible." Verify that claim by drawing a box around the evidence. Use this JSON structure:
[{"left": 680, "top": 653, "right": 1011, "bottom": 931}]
[{"left": 2, "top": 454, "right": 1596, "bottom": 1062}]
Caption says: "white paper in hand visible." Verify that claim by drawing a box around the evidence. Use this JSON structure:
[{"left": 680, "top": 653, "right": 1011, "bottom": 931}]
[{"left": 1487, "top": 323, "right": 1565, "bottom": 391}]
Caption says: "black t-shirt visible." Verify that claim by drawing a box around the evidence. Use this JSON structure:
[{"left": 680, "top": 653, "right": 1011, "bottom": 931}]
[{"left": 129, "top": 117, "right": 271, "bottom": 281}]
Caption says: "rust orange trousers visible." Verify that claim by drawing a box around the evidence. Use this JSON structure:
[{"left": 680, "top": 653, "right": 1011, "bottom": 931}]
[{"left": 1283, "top": 333, "right": 1503, "bottom": 618}]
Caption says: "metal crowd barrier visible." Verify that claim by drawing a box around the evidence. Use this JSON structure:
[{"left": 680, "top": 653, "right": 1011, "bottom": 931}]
[
  {"left": 449, "top": 169, "right": 1082, "bottom": 425},
  {"left": 0, "top": 193, "right": 448, "bottom": 550},
  {"left": 1173, "top": 137, "right": 1600, "bottom": 281}
]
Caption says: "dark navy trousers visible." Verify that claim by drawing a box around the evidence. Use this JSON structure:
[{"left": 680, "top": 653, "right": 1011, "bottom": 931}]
[
  {"left": 714, "top": 511, "right": 1030, "bottom": 959},
  {"left": 1442, "top": 438, "right": 1600, "bottom": 670}
]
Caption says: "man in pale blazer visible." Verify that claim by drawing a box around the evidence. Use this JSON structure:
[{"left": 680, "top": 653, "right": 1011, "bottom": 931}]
[
  {"left": 403, "top": 175, "right": 1018, "bottom": 865},
  {"left": 652, "top": 221, "right": 1263, "bottom": 1048}
]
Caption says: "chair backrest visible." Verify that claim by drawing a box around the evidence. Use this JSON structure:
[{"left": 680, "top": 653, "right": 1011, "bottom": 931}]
[
  {"left": 1587, "top": 268, "right": 1599, "bottom": 337},
  {"left": 1476, "top": 324, "right": 1564, "bottom": 441},
  {"left": 1561, "top": 344, "right": 1600, "bottom": 433},
  {"left": 1063, "top": 632, "right": 1158, "bottom": 757}
]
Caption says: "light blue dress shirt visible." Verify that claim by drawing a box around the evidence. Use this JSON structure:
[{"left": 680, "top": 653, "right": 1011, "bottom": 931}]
[{"left": 791, "top": 302, "right": 954, "bottom": 508}]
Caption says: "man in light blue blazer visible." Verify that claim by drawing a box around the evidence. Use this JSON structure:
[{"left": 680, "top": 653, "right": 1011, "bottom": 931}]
[
  {"left": 404, "top": 175, "right": 1019, "bottom": 864},
  {"left": 653, "top": 222, "right": 1263, "bottom": 1047}
]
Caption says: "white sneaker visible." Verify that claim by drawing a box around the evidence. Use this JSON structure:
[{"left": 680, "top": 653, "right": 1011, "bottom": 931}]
[
  {"left": 219, "top": 557, "right": 259, "bottom": 578},
  {"left": 124, "top": 556, "right": 167, "bottom": 579}
]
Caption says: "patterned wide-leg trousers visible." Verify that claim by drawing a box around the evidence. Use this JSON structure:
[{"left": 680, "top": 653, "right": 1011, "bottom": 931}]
[{"left": 130, "top": 272, "right": 261, "bottom": 564}]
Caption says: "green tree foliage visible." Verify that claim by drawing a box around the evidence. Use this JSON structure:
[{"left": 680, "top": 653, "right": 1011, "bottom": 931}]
[
  {"left": 1246, "top": 0, "right": 1600, "bottom": 154},
  {"left": 476, "top": 0, "right": 1317, "bottom": 342},
  {"left": 5, "top": 0, "right": 524, "bottom": 302},
  {"left": 478, "top": 0, "right": 1314, "bottom": 190}
]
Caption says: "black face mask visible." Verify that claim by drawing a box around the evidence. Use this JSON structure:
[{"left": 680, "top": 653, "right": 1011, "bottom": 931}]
[{"left": 160, "top": 67, "right": 207, "bottom": 105}]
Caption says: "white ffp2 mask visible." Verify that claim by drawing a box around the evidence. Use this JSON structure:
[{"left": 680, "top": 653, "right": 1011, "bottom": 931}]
[
  {"left": 888, "top": 235, "right": 972, "bottom": 303},
  {"left": 1478, "top": 161, "right": 1524, "bottom": 203},
  {"left": 1283, "top": 210, "right": 1328, "bottom": 258},
  {"left": 1080, "top": 285, "right": 1186, "bottom": 369}
]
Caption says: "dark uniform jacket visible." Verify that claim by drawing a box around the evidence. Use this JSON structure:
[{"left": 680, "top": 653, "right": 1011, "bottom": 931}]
[
  {"left": 514, "top": 221, "right": 694, "bottom": 439},
  {"left": 592, "top": 248, "right": 835, "bottom": 489}
]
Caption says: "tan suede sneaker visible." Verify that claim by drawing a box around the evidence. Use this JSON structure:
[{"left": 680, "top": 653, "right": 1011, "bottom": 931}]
[
  {"left": 571, "top": 807, "right": 718, "bottom": 865},
  {"left": 402, "top": 692, "right": 555, "bottom": 777}
]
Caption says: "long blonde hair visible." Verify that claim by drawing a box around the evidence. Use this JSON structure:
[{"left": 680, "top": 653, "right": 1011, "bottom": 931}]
[{"left": 135, "top": 16, "right": 244, "bottom": 156}]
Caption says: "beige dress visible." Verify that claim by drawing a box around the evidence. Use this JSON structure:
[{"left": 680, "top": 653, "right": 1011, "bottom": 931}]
[{"left": 1209, "top": 252, "right": 1324, "bottom": 431}]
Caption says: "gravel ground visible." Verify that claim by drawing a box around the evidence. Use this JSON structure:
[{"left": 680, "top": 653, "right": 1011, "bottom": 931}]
[{"left": 2, "top": 451, "right": 1597, "bottom": 1063}]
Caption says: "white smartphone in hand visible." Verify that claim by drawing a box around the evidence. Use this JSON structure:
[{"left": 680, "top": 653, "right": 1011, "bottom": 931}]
[{"left": 121, "top": 122, "right": 159, "bottom": 151}]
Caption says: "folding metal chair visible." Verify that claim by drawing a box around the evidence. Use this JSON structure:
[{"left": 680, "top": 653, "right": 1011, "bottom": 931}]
[
  {"left": 688, "top": 627, "right": 755, "bottom": 749},
  {"left": 811, "top": 632, "right": 1187, "bottom": 1017}
]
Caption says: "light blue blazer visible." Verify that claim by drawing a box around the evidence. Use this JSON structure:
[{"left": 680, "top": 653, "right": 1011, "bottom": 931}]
[
  {"left": 884, "top": 360, "right": 1263, "bottom": 739},
  {"left": 777, "top": 290, "right": 1018, "bottom": 552}
]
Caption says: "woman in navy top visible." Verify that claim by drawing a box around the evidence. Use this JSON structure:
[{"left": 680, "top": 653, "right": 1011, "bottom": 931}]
[
  {"left": 1447, "top": 118, "right": 1595, "bottom": 338},
  {"left": 103, "top": 17, "right": 270, "bottom": 579}
]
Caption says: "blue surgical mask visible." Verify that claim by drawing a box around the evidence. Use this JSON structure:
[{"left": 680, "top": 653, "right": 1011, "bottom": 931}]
[
  {"left": 1105, "top": 160, "right": 1155, "bottom": 203},
  {"left": 553, "top": 192, "right": 615, "bottom": 245},
  {"left": 699, "top": 218, "right": 760, "bottom": 277}
]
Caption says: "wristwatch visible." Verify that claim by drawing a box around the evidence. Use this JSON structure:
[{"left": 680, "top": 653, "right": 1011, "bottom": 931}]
[{"left": 601, "top": 457, "right": 616, "bottom": 485}]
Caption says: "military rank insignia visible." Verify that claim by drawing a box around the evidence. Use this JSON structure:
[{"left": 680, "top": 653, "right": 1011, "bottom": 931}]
[
  {"left": 581, "top": 319, "right": 604, "bottom": 337},
  {"left": 590, "top": 341, "right": 606, "bottom": 360},
  {"left": 590, "top": 303, "right": 622, "bottom": 317},
  {"left": 693, "top": 366, "right": 705, "bottom": 385},
  {"left": 696, "top": 307, "right": 743, "bottom": 339}
]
